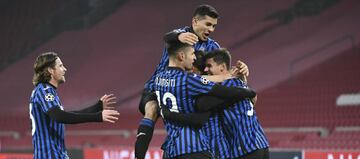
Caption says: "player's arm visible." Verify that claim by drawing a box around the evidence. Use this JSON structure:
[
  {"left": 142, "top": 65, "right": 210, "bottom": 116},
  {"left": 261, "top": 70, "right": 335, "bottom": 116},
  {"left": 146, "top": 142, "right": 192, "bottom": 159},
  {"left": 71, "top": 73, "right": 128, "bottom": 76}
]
[
  {"left": 161, "top": 94, "right": 237, "bottom": 128},
  {"left": 196, "top": 95, "right": 240, "bottom": 112},
  {"left": 208, "top": 84, "right": 256, "bottom": 100},
  {"left": 195, "top": 84, "right": 256, "bottom": 112},
  {"left": 187, "top": 74, "right": 255, "bottom": 111},
  {"left": 161, "top": 94, "right": 241, "bottom": 127},
  {"left": 70, "top": 101, "right": 102, "bottom": 114},
  {"left": 164, "top": 30, "right": 198, "bottom": 45},
  {"left": 202, "top": 74, "right": 232, "bottom": 83},
  {"left": 160, "top": 106, "right": 211, "bottom": 128},
  {"left": 47, "top": 107, "right": 119, "bottom": 124},
  {"left": 71, "top": 94, "right": 117, "bottom": 113}
]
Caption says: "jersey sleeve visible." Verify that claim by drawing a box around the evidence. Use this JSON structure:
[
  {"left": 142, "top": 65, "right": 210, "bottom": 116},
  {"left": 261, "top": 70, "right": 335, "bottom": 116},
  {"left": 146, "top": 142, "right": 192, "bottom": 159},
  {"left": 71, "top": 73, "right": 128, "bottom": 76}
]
[
  {"left": 207, "top": 40, "right": 221, "bottom": 51},
  {"left": 172, "top": 27, "right": 188, "bottom": 34},
  {"left": 36, "top": 85, "right": 61, "bottom": 113},
  {"left": 186, "top": 73, "right": 215, "bottom": 96}
]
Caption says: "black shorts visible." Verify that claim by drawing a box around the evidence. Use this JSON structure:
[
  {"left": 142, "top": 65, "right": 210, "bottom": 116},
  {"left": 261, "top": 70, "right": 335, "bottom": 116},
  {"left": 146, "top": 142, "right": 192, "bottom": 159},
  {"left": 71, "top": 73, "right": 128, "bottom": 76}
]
[
  {"left": 238, "top": 148, "right": 269, "bottom": 159},
  {"left": 138, "top": 89, "right": 157, "bottom": 115}
]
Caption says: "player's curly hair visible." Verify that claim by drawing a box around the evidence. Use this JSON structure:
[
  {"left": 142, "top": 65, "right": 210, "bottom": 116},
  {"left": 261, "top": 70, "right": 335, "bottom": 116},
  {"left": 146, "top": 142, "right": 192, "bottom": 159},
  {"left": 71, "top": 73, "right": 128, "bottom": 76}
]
[{"left": 32, "top": 52, "right": 58, "bottom": 86}]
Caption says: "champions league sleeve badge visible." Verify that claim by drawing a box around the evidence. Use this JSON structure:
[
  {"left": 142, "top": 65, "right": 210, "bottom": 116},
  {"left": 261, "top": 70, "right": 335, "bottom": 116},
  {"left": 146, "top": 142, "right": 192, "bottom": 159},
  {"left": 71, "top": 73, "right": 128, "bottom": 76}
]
[
  {"left": 45, "top": 93, "right": 55, "bottom": 102},
  {"left": 200, "top": 76, "right": 210, "bottom": 85}
]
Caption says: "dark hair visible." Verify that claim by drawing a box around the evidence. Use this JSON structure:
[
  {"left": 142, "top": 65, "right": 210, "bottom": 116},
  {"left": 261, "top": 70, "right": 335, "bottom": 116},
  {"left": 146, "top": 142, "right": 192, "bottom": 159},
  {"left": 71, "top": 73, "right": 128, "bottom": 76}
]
[
  {"left": 166, "top": 41, "right": 193, "bottom": 57},
  {"left": 193, "top": 50, "right": 206, "bottom": 73},
  {"left": 204, "top": 48, "right": 231, "bottom": 70},
  {"left": 193, "top": 4, "right": 219, "bottom": 19},
  {"left": 32, "top": 52, "right": 58, "bottom": 86}
]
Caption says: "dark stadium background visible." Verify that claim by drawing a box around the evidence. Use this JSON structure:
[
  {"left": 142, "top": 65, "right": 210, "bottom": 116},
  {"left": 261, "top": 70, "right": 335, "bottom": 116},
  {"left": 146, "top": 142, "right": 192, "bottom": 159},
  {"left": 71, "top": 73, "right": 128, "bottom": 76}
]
[{"left": 0, "top": 0, "right": 359, "bottom": 158}]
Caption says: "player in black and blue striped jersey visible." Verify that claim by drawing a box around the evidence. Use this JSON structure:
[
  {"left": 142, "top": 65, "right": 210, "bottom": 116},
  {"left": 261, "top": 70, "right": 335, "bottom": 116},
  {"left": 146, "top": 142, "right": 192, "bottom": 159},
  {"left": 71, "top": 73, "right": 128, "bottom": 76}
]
[
  {"left": 30, "top": 52, "right": 120, "bottom": 159},
  {"left": 203, "top": 49, "right": 269, "bottom": 159},
  {"left": 155, "top": 42, "right": 256, "bottom": 159}
]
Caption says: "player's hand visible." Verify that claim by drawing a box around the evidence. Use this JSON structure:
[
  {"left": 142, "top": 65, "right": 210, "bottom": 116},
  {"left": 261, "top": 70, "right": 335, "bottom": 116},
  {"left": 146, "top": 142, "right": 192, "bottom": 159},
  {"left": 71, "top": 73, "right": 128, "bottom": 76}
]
[
  {"left": 236, "top": 60, "right": 249, "bottom": 77},
  {"left": 178, "top": 32, "right": 198, "bottom": 45},
  {"left": 100, "top": 94, "right": 117, "bottom": 110},
  {"left": 102, "top": 109, "right": 120, "bottom": 123},
  {"left": 230, "top": 66, "right": 239, "bottom": 76}
]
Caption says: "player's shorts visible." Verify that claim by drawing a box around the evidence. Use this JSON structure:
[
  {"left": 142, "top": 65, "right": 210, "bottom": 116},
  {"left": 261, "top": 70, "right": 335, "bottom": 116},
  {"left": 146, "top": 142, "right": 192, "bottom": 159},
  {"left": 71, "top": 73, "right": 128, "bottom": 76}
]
[
  {"left": 237, "top": 148, "right": 269, "bottom": 159},
  {"left": 138, "top": 89, "right": 157, "bottom": 115}
]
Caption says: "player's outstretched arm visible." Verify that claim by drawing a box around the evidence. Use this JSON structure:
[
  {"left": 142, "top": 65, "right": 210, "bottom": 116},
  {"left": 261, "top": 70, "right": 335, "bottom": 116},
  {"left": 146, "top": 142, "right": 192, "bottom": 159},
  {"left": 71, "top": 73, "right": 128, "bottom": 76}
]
[
  {"left": 71, "top": 94, "right": 117, "bottom": 114},
  {"left": 47, "top": 107, "right": 119, "bottom": 124}
]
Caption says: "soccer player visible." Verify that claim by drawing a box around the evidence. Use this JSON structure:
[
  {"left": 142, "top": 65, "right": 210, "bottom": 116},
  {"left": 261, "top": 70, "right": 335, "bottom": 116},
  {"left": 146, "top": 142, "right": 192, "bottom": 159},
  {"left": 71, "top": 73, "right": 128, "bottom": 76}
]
[
  {"left": 155, "top": 41, "right": 256, "bottom": 159},
  {"left": 203, "top": 49, "right": 269, "bottom": 159},
  {"left": 29, "top": 52, "right": 120, "bottom": 159},
  {"left": 135, "top": 4, "right": 249, "bottom": 158}
]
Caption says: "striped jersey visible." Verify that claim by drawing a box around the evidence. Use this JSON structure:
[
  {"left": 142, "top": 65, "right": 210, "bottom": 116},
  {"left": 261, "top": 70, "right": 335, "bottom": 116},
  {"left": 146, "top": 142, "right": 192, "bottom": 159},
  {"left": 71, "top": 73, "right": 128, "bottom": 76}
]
[
  {"left": 154, "top": 67, "right": 216, "bottom": 158},
  {"left": 221, "top": 79, "right": 269, "bottom": 158},
  {"left": 203, "top": 112, "right": 230, "bottom": 159},
  {"left": 29, "top": 83, "right": 68, "bottom": 159},
  {"left": 145, "top": 26, "right": 220, "bottom": 91}
]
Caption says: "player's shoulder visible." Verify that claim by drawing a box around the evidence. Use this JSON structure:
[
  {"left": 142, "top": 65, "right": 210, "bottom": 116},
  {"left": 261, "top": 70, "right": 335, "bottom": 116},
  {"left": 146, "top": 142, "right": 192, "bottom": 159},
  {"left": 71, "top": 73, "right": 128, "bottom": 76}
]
[
  {"left": 224, "top": 78, "right": 246, "bottom": 86},
  {"left": 187, "top": 73, "right": 212, "bottom": 85},
  {"left": 35, "top": 83, "right": 56, "bottom": 93},
  {"left": 207, "top": 38, "right": 220, "bottom": 47},
  {"left": 33, "top": 83, "right": 57, "bottom": 102}
]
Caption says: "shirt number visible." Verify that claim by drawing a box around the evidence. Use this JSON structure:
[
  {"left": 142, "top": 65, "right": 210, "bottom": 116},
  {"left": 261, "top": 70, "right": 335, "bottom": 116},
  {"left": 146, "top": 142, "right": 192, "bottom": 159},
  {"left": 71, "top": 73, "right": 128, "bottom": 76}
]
[
  {"left": 247, "top": 101, "right": 254, "bottom": 116},
  {"left": 29, "top": 103, "right": 36, "bottom": 136},
  {"left": 155, "top": 91, "right": 179, "bottom": 113}
]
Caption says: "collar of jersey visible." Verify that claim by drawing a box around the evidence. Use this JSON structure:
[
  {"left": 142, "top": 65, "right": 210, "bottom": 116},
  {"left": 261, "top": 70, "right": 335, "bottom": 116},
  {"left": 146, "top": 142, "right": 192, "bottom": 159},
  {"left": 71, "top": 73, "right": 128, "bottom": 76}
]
[{"left": 45, "top": 82, "right": 57, "bottom": 89}]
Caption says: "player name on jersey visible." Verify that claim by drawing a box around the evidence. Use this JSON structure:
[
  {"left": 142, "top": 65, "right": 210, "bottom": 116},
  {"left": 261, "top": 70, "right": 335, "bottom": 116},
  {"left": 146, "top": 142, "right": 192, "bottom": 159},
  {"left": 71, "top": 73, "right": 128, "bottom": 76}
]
[{"left": 155, "top": 77, "right": 176, "bottom": 87}]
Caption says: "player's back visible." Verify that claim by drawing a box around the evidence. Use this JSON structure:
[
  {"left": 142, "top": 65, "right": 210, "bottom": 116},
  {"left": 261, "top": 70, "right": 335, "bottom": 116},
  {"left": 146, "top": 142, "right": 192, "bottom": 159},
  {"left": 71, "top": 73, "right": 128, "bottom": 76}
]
[
  {"left": 154, "top": 67, "right": 216, "bottom": 158},
  {"left": 221, "top": 79, "right": 269, "bottom": 158}
]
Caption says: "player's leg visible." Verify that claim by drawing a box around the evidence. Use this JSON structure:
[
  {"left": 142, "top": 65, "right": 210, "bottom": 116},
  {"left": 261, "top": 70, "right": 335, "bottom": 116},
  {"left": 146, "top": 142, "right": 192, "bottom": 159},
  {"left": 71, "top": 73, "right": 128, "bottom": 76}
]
[{"left": 135, "top": 89, "right": 159, "bottom": 159}]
